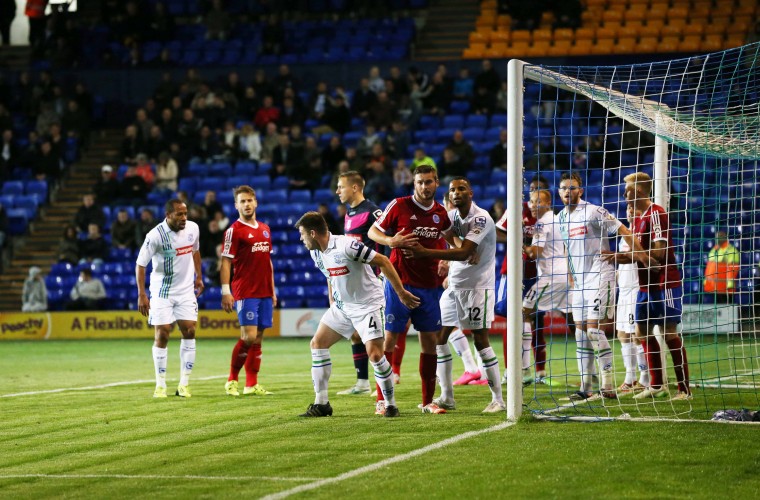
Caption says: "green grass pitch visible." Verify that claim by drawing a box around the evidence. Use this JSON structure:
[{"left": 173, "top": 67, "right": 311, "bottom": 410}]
[{"left": 1, "top": 337, "right": 759, "bottom": 499}]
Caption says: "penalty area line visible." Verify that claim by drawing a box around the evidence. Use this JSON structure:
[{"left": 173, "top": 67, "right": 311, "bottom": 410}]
[
  {"left": 0, "top": 473, "right": 321, "bottom": 482},
  {"left": 260, "top": 420, "right": 516, "bottom": 500},
  {"left": 0, "top": 375, "right": 227, "bottom": 398}
]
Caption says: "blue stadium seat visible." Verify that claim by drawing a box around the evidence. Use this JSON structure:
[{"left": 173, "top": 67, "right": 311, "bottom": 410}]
[
  {"left": 442, "top": 115, "right": 465, "bottom": 129},
  {"left": 25, "top": 180, "right": 48, "bottom": 198},
  {"left": 265, "top": 189, "right": 288, "bottom": 204},
  {"left": 272, "top": 176, "right": 290, "bottom": 189},
  {"left": 50, "top": 262, "right": 76, "bottom": 276},
  {"left": 6, "top": 208, "right": 29, "bottom": 234},
  {"left": 419, "top": 115, "right": 440, "bottom": 130},
  {"left": 0, "top": 194, "right": 13, "bottom": 207},
  {"left": 462, "top": 127, "right": 484, "bottom": 143},
  {"left": 187, "top": 163, "right": 207, "bottom": 177},
  {"left": 449, "top": 100, "right": 470, "bottom": 115},
  {"left": 210, "top": 162, "right": 233, "bottom": 177},
  {"left": 225, "top": 176, "right": 248, "bottom": 190},
  {"left": 465, "top": 115, "right": 488, "bottom": 128},
  {"left": 234, "top": 161, "right": 257, "bottom": 176},
  {"left": 178, "top": 177, "right": 197, "bottom": 193},
  {"left": 289, "top": 190, "right": 312, "bottom": 203},
  {"left": 313, "top": 188, "right": 336, "bottom": 205},
  {"left": 2, "top": 181, "right": 24, "bottom": 195}
]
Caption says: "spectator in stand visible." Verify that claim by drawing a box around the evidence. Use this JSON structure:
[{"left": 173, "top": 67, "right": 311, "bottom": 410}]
[
  {"left": 204, "top": 0, "right": 231, "bottom": 40},
  {"left": 155, "top": 151, "right": 178, "bottom": 192},
  {"left": 352, "top": 78, "right": 377, "bottom": 119},
  {"left": 368, "top": 91, "right": 397, "bottom": 131},
  {"left": 134, "top": 108, "right": 155, "bottom": 143},
  {"left": 321, "top": 135, "right": 346, "bottom": 172},
  {"left": 119, "top": 165, "right": 149, "bottom": 206},
  {"left": 440, "top": 147, "right": 467, "bottom": 184},
  {"left": 496, "top": 80, "right": 509, "bottom": 113},
  {"left": 144, "top": 126, "right": 167, "bottom": 161},
  {"left": 47, "top": 123, "right": 65, "bottom": 163},
  {"left": 121, "top": 125, "right": 142, "bottom": 164},
  {"left": 272, "top": 133, "right": 303, "bottom": 182},
  {"left": 356, "top": 124, "right": 381, "bottom": 159},
  {"left": 278, "top": 95, "right": 306, "bottom": 131},
  {"left": 388, "top": 66, "right": 410, "bottom": 106},
  {"left": 157, "top": 108, "right": 177, "bottom": 144},
  {"left": 78, "top": 223, "right": 108, "bottom": 266},
  {"left": 704, "top": 231, "right": 741, "bottom": 304},
  {"left": 36, "top": 103, "right": 59, "bottom": 137},
  {"left": 252, "top": 69, "right": 273, "bottom": 103},
  {"left": 489, "top": 129, "right": 508, "bottom": 170},
  {"left": 0, "top": 129, "right": 19, "bottom": 181},
  {"left": 303, "top": 136, "right": 324, "bottom": 190},
  {"left": 262, "top": 13, "right": 284, "bottom": 55},
  {"left": 33, "top": 140, "right": 60, "bottom": 183},
  {"left": 149, "top": 1, "right": 176, "bottom": 41},
  {"left": 237, "top": 123, "right": 262, "bottom": 162},
  {"left": 177, "top": 108, "right": 202, "bottom": 152},
  {"left": 329, "top": 160, "right": 350, "bottom": 193},
  {"left": 423, "top": 72, "right": 452, "bottom": 116},
  {"left": 384, "top": 120, "right": 410, "bottom": 160},
  {"left": 134, "top": 153, "right": 156, "bottom": 187},
  {"left": 192, "top": 125, "right": 220, "bottom": 163},
  {"left": 0, "top": 0, "right": 15, "bottom": 46},
  {"left": 344, "top": 147, "right": 364, "bottom": 173},
  {"left": 490, "top": 199, "right": 505, "bottom": 223},
  {"left": 260, "top": 122, "right": 279, "bottom": 163},
  {"left": 58, "top": 224, "right": 80, "bottom": 264},
  {"left": 553, "top": 0, "right": 582, "bottom": 29},
  {"left": 219, "top": 120, "right": 239, "bottom": 161},
  {"left": 66, "top": 268, "right": 107, "bottom": 311},
  {"left": 19, "top": 130, "right": 39, "bottom": 171},
  {"left": 368, "top": 66, "right": 386, "bottom": 94},
  {"left": 393, "top": 158, "right": 413, "bottom": 193},
  {"left": 364, "top": 143, "right": 394, "bottom": 201},
  {"left": 94, "top": 165, "right": 120, "bottom": 206},
  {"left": 453, "top": 68, "right": 474, "bottom": 101},
  {"left": 61, "top": 100, "right": 90, "bottom": 149},
  {"left": 135, "top": 207, "right": 158, "bottom": 247},
  {"left": 317, "top": 203, "right": 343, "bottom": 235},
  {"left": 475, "top": 59, "right": 502, "bottom": 97},
  {"left": 200, "top": 218, "right": 224, "bottom": 259},
  {"left": 447, "top": 130, "right": 475, "bottom": 170},
  {"left": 309, "top": 81, "right": 330, "bottom": 121},
  {"left": 411, "top": 147, "right": 437, "bottom": 171},
  {"left": 320, "top": 93, "right": 352, "bottom": 136},
  {"left": 203, "top": 191, "right": 224, "bottom": 220},
  {"left": 74, "top": 194, "right": 106, "bottom": 233},
  {"left": 254, "top": 96, "right": 280, "bottom": 131},
  {"left": 22, "top": 266, "right": 47, "bottom": 312},
  {"left": 111, "top": 208, "right": 138, "bottom": 250},
  {"left": 471, "top": 85, "right": 497, "bottom": 115}
]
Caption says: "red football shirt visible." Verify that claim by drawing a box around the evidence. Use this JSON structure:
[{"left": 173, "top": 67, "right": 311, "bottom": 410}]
[
  {"left": 374, "top": 196, "right": 451, "bottom": 288},
  {"left": 221, "top": 219, "right": 274, "bottom": 299},
  {"left": 495, "top": 203, "right": 537, "bottom": 278},
  {"left": 632, "top": 203, "right": 681, "bottom": 291}
]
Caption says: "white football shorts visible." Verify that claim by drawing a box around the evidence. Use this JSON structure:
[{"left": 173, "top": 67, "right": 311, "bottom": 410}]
[
  {"left": 440, "top": 287, "right": 495, "bottom": 330},
  {"left": 148, "top": 294, "right": 198, "bottom": 326},
  {"left": 321, "top": 304, "right": 385, "bottom": 343}
]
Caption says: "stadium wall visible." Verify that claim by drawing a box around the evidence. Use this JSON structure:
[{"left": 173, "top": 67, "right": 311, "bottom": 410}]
[{"left": 0, "top": 310, "right": 508, "bottom": 340}]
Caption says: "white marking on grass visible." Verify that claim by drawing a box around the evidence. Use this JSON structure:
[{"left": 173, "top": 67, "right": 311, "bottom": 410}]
[
  {"left": 0, "top": 375, "right": 227, "bottom": 398},
  {"left": 0, "top": 473, "right": 319, "bottom": 482},
  {"left": 260, "top": 420, "right": 516, "bottom": 500}
]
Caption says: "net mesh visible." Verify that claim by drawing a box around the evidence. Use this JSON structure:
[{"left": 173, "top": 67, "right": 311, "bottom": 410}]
[{"left": 515, "top": 43, "right": 760, "bottom": 421}]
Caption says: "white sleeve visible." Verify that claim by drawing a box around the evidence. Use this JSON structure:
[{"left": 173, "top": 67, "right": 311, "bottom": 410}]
[
  {"left": 136, "top": 231, "right": 157, "bottom": 267},
  {"left": 593, "top": 205, "right": 623, "bottom": 236},
  {"left": 344, "top": 238, "right": 377, "bottom": 264},
  {"left": 192, "top": 223, "right": 200, "bottom": 252},
  {"left": 532, "top": 221, "right": 548, "bottom": 248},
  {"left": 463, "top": 215, "right": 491, "bottom": 246},
  {"left": 495, "top": 211, "right": 507, "bottom": 232}
]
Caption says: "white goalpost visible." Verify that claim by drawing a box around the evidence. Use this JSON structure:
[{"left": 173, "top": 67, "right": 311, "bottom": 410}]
[{"left": 506, "top": 43, "right": 760, "bottom": 421}]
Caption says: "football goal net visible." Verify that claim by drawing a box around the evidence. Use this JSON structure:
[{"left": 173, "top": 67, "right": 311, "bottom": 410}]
[{"left": 505, "top": 43, "right": 760, "bottom": 422}]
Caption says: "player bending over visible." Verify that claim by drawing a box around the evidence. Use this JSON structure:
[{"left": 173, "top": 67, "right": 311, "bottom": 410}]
[{"left": 295, "top": 212, "right": 420, "bottom": 417}]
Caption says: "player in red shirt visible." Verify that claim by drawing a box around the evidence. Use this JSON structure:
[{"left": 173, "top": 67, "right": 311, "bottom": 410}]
[
  {"left": 604, "top": 172, "right": 690, "bottom": 400},
  {"left": 221, "top": 185, "right": 277, "bottom": 397},
  {"left": 368, "top": 165, "right": 452, "bottom": 414}
]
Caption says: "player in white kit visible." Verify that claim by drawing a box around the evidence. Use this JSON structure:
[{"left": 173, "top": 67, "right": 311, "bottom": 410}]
[
  {"left": 615, "top": 204, "right": 650, "bottom": 394},
  {"left": 404, "top": 177, "right": 504, "bottom": 413},
  {"left": 521, "top": 189, "right": 570, "bottom": 386},
  {"left": 557, "top": 172, "right": 643, "bottom": 400},
  {"left": 295, "top": 211, "right": 420, "bottom": 418},
  {"left": 136, "top": 199, "right": 204, "bottom": 398}
]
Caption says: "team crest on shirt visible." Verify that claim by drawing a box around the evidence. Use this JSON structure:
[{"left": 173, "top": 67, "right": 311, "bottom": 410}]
[
  {"left": 246, "top": 311, "right": 255, "bottom": 320},
  {"left": 188, "top": 234, "right": 194, "bottom": 242},
  {"left": 263, "top": 230, "right": 269, "bottom": 238},
  {"left": 332, "top": 254, "right": 345, "bottom": 264},
  {"left": 432, "top": 214, "right": 440, "bottom": 223}
]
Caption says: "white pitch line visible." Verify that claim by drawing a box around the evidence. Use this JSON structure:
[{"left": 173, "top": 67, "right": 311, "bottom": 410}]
[
  {"left": 260, "top": 420, "right": 516, "bottom": 500},
  {"left": 0, "top": 473, "right": 320, "bottom": 482},
  {"left": 0, "top": 375, "right": 227, "bottom": 398}
]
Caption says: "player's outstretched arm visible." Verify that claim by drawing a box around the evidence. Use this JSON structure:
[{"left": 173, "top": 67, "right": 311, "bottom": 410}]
[
  {"left": 368, "top": 225, "right": 418, "bottom": 249},
  {"left": 371, "top": 253, "right": 420, "bottom": 309},
  {"left": 136, "top": 264, "right": 150, "bottom": 317},
  {"left": 405, "top": 239, "right": 478, "bottom": 262},
  {"left": 193, "top": 250, "right": 205, "bottom": 297},
  {"left": 220, "top": 256, "right": 234, "bottom": 312}
]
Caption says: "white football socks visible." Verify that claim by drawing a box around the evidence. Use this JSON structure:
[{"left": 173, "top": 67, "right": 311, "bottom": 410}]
[
  {"left": 478, "top": 346, "right": 503, "bottom": 403},
  {"left": 522, "top": 321, "right": 533, "bottom": 370},
  {"left": 621, "top": 340, "right": 637, "bottom": 385},
  {"left": 152, "top": 346, "right": 167, "bottom": 388},
  {"left": 575, "top": 329, "right": 595, "bottom": 392},
  {"left": 179, "top": 339, "right": 196, "bottom": 387},
  {"left": 436, "top": 344, "right": 454, "bottom": 402},
  {"left": 448, "top": 329, "right": 478, "bottom": 374},
  {"left": 311, "top": 349, "right": 331, "bottom": 404},
  {"left": 587, "top": 328, "right": 613, "bottom": 390},
  {"left": 636, "top": 343, "right": 650, "bottom": 386},
  {"left": 371, "top": 355, "right": 396, "bottom": 406}
]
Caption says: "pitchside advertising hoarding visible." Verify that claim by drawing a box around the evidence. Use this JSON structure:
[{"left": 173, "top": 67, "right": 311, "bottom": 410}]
[{"left": 0, "top": 310, "right": 507, "bottom": 340}]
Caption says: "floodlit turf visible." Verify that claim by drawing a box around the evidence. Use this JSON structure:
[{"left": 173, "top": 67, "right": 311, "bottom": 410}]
[{"left": 1, "top": 338, "right": 759, "bottom": 499}]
